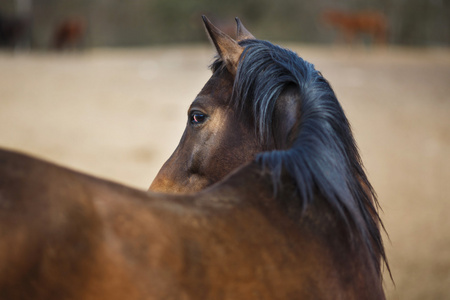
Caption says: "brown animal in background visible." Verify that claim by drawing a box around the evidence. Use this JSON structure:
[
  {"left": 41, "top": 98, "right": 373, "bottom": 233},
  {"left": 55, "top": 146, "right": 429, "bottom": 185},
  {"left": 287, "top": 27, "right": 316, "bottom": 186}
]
[
  {"left": 51, "top": 18, "right": 85, "bottom": 50},
  {"left": 322, "top": 10, "right": 388, "bottom": 45},
  {"left": 0, "top": 16, "right": 389, "bottom": 299}
]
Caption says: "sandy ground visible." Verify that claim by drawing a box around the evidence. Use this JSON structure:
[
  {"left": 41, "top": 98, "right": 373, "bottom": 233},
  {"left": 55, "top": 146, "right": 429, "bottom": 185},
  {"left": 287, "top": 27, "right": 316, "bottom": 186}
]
[{"left": 1, "top": 45, "right": 449, "bottom": 299}]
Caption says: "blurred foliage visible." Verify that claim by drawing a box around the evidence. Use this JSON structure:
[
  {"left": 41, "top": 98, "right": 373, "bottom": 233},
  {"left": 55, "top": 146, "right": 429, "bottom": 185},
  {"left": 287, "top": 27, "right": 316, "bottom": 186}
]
[{"left": 1, "top": 0, "right": 449, "bottom": 48}]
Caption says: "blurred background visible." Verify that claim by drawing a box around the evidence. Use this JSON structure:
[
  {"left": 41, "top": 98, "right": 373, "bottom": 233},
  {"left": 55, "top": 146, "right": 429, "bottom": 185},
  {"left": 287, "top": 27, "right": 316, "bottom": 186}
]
[
  {"left": 1, "top": 1, "right": 449, "bottom": 300},
  {"left": 1, "top": 0, "right": 449, "bottom": 49}
]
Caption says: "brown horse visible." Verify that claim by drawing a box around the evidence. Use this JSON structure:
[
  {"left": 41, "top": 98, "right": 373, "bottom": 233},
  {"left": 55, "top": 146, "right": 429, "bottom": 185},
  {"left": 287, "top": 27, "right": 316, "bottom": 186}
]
[
  {"left": 51, "top": 17, "right": 86, "bottom": 50},
  {"left": 322, "top": 10, "right": 388, "bottom": 45},
  {"left": 0, "top": 17, "right": 389, "bottom": 299}
]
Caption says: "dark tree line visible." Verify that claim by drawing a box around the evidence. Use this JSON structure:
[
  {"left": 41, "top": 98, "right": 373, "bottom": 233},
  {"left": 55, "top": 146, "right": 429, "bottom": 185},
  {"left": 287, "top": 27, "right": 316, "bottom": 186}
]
[{"left": 1, "top": 0, "right": 448, "bottom": 48}]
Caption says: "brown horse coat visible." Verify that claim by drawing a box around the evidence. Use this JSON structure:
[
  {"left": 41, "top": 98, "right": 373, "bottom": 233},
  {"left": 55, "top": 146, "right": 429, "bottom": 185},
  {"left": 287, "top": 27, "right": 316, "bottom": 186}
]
[
  {"left": 0, "top": 149, "right": 383, "bottom": 299},
  {"left": 0, "top": 17, "right": 388, "bottom": 300}
]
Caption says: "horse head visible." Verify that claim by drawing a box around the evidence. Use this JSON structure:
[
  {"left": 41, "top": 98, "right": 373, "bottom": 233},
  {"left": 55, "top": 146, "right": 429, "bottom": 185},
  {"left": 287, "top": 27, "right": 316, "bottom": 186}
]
[{"left": 150, "top": 17, "right": 298, "bottom": 194}]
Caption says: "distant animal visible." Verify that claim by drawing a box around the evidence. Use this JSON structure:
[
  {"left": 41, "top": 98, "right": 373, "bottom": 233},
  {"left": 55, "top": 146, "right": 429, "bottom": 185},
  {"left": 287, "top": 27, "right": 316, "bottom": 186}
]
[
  {"left": 0, "top": 13, "right": 30, "bottom": 49},
  {"left": 51, "top": 18, "right": 85, "bottom": 50},
  {"left": 322, "top": 10, "right": 388, "bottom": 45},
  {"left": 0, "top": 16, "right": 389, "bottom": 299}
]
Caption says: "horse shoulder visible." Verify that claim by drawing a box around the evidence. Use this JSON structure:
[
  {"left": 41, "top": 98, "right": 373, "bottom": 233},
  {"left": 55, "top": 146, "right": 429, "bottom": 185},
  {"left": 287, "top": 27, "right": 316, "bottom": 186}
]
[{"left": 0, "top": 149, "right": 184, "bottom": 298}]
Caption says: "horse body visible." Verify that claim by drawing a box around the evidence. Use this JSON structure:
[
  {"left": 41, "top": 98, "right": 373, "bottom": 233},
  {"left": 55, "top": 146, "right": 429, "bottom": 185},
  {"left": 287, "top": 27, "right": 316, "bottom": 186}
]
[
  {"left": 51, "top": 18, "right": 86, "bottom": 51},
  {"left": 0, "top": 17, "right": 388, "bottom": 299},
  {"left": 322, "top": 10, "right": 388, "bottom": 45},
  {"left": 0, "top": 149, "right": 383, "bottom": 299}
]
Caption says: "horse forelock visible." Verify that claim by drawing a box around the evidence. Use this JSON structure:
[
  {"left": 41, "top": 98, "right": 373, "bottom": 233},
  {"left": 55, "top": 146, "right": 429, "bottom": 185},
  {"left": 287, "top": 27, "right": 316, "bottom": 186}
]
[{"left": 223, "top": 39, "right": 389, "bottom": 278}]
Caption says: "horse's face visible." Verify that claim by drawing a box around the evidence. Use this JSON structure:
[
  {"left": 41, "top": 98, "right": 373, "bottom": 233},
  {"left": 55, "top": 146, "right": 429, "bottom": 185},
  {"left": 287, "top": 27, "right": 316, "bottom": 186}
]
[
  {"left": 149, "top": 17, "right": 260, "bottom": 194},
  {"left": 149, "top": 67, "right": 259, "bottom": 193}
]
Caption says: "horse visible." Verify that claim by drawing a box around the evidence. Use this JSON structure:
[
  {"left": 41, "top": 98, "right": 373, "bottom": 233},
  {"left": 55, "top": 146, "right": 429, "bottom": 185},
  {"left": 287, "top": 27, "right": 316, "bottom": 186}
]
[
  {"left": 321, "top": 10, "right": 388, "bottom": 45},
  {"left": 0, "top": 16, "right": 389, "bottom": 299},
  {"left": 51, "top": 17, "right": 86, "bottom": 51}
]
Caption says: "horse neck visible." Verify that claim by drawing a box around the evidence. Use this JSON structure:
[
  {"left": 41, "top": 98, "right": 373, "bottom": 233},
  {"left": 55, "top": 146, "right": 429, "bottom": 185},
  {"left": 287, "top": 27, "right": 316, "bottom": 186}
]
[{"left": 202, "top": 161, "right": 385, "bottom": 298}]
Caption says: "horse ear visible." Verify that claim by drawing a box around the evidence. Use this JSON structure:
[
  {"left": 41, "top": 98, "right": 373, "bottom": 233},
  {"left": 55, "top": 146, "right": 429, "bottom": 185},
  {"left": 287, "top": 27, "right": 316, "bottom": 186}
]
[
  {"left": 235, "top": 17, "right": 255, "bottom": 41},
  {"left": 202, "top": 15, "right": 243, "bottom": 76}
]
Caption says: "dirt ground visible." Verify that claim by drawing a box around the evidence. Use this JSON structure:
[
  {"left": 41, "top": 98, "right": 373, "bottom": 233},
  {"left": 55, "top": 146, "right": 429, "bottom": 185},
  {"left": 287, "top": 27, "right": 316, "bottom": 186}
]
[{"left": 1, "top": 44, "right": 449, "bottom": 299}]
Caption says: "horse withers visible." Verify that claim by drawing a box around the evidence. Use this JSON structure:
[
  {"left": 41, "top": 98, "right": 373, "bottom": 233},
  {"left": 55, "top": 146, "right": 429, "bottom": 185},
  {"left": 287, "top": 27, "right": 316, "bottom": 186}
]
[{"left": 0, "top": 17, "right": 389, "bottom": 299}]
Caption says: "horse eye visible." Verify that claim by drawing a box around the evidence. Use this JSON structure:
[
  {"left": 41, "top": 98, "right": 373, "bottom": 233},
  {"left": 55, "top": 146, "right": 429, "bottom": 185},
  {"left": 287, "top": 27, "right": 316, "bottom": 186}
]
[{"left": 190, "top": 112, "right": 207, "bottom": 125}]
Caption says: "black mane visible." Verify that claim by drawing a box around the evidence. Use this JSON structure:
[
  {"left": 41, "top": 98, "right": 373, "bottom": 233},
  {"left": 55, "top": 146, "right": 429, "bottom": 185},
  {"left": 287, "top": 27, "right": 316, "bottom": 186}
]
[{"left": 212, "top": 39, "right": 389, "bottom": 277}]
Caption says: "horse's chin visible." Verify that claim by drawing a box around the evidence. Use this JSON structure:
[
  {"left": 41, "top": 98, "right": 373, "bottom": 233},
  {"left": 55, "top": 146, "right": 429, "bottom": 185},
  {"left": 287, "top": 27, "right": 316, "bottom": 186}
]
[{"left": 149, "top": 174, "right": 212, "bottom": 194}]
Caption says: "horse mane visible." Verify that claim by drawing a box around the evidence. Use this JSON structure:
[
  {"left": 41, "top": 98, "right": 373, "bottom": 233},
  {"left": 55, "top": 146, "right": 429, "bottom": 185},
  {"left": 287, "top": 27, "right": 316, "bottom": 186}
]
[{"left": 211, "top": 39, "right": 389, "bottom": 277}]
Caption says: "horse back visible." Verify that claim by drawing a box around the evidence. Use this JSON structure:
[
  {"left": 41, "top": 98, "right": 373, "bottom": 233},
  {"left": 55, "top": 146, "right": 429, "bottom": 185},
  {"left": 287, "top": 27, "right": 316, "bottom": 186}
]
[
  {"left": 0, "top": 149, "right": 384, "bottom": 299},
  {"left": 0, "top": 149, "right": 183, "bottom": 299}
]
